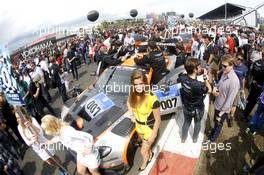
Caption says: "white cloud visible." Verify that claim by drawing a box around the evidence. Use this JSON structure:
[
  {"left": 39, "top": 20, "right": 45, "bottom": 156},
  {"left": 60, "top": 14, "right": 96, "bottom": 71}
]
[{"left": 0, "top": 0, "right": 263, "bottom": 45}]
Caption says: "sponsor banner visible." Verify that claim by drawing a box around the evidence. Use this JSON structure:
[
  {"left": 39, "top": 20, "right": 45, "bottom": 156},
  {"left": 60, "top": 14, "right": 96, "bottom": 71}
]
[{"left": 0, "top": 46, "right": 25, "bottom": 105}]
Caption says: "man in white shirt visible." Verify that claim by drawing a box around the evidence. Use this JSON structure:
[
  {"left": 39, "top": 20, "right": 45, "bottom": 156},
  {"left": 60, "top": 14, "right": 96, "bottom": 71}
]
[
  {"left": 124, "top": 32, "right": 135, "bottom": 47},
  {"left": 238, "top": 33, "right": 248, "bottom": 48},
  {"left": 191, "top": 35, "right": 200, "bottom": 58},
  {"left": 39, "top": 55, "right": 49, "bottom": 73},
  {"left": 30, "top": 61, "right": 52, "bottom": 103}
]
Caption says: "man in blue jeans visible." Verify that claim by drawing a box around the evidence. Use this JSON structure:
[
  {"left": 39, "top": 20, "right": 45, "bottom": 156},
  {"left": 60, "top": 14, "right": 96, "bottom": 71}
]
[
  {"left": 209, "top": 55, "right": 240, "bottom": 142},
  {"left": 177, "top": 58, "right": 211, "bottom": 143},
  {"left": 246, "top": 85, "right": 264, "bottom": 135}
]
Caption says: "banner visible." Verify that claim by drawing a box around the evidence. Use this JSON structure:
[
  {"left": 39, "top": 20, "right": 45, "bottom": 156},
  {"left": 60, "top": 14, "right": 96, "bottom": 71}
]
[
  {"left": 0, "top": 46, "right": 25, "bottom": 105},
  {"left": 167, "top": 16, "right": 176, "bottom": 30}
]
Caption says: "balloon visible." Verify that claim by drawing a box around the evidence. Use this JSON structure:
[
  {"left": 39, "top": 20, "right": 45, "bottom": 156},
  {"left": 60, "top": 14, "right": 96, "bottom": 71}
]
[
  {"left": 180, "top": 14, "right": 185, "bottom": 18},
  {"left": 189, "top": 13, "right": 194, "bottom": 18},
  {"left": 87, "top": 10, "right": 99, "bottom": 22},
  {"left": 130, "top": 9, "right": 138, "bottom": 18}
]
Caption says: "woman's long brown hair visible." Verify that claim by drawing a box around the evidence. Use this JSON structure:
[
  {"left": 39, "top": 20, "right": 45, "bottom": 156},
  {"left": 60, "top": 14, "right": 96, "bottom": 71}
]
[{"left": 128, "top": 70, "right": 148, "bottom": 108}]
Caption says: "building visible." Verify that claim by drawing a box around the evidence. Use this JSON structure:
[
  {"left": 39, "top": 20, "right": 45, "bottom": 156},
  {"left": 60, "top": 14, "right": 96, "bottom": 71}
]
[{"left": 198, "top": 3, "right": 263, "bottom": 27}]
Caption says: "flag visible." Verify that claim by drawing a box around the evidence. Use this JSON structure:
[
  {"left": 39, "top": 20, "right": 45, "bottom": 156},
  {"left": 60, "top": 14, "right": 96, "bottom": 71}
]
[{"left": 0, "top": 46, "right": 25, "bottom": 105}]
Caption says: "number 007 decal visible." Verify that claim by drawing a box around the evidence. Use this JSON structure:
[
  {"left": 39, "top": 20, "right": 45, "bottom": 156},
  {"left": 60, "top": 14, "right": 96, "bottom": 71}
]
[
  {"left": 86, "top": 100, "right": 102, "bottom": 116},
  {"left": 160, "top": 97, "right": 177, "bottom": 110},
  {"left": 85, "top": 93, "right": 115, "bottom": 118}
]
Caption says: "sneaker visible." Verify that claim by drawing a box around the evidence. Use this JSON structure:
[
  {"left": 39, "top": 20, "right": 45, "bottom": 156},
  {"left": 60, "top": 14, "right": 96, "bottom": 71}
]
[
  {"left": 181, "top": 138, "right": 186, "bottom": 143},
  {"left": 245, "top": 128, "right": 250, "bottom": 134},
  {"left": 245, "top": 128, "right": 256, "bottom": 136}
]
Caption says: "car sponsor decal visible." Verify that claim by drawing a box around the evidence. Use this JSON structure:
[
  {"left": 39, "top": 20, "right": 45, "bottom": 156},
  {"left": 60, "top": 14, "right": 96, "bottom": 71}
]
[
  {"left": 85, "top": 93, "right": 115, "bottom": 118},
  {"left": 155, "top": 84, "right": 181, "bottom": 112}
]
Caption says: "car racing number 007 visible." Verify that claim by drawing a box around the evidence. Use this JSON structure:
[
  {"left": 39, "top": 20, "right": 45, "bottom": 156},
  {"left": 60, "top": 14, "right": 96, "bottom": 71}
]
[
  {"left": 160, "top": 97, "right": 177, "bottom": 111},
  {"left": 85, "top": 93, "right": 115, "bottom": 118},
  {"left": 86, "top": 100, "right": 102, "bottom": 116},
  {"left": 155, "top": 84, "right": 181, "bottom": 112}
]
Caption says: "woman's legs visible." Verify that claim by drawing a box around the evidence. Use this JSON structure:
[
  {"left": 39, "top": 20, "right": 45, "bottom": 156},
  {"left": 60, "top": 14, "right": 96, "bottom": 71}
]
[
  {"left": 76, "top": 161, "right": 90, "bottom": 175},
  {"left": 138, "top": 134, "right": 153, "bottom": 170},
  {"left": 89, "top": 168, "right": 100, "bottom": 175}
]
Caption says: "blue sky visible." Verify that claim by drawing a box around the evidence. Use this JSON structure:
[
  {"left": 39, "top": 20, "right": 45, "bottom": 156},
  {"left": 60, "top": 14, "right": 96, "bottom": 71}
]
[{"left": 0, "top": 0, "right": 263, "bottom": 45}]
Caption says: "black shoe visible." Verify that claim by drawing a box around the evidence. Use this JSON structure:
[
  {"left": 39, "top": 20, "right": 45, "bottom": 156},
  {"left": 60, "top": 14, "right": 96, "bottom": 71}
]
[
  {"left": 193, "top": 138, "right": 198, "bottom": 143},
  {"left": 227, "top": 117, "right": 233, "bottom": 127},
  {"left": 149, "top": 151, "right": 154, "bottom": 162},
  {"left": 138, "top": 151, "right": 154, "bottom": 172},
  {"left": 241, "top": 117, "right": 249, "bottom": 123},
  {"left": 181, "top": 138, "right": 186, "bottom": 143}
]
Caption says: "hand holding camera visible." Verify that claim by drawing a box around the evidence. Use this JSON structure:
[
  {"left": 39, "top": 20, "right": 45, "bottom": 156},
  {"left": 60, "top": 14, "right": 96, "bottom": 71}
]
[{"left": 212, "top": 86, "right": 220, "bottom": 96}]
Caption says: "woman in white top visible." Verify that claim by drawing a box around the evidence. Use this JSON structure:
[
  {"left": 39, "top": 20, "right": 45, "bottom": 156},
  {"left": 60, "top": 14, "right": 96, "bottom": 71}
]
[
  {"left": 15, "top": 108, "right": 58, "bottom": 165},
  {"left": 41, "top": 114, "right": 101, "bottom": 175}
]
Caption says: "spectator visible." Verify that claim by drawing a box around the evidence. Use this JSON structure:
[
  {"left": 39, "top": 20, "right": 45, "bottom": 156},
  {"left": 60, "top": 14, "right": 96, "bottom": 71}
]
[
  {"left": 175, "top": 42, "right": 186, "bottom": 68},
  {"left": 177, "top": 58, "right": 211, "bottom": 143},
  {"left": 67, "top": 45, "right": 79, "bottom": 80},
  {"left": 15, "top": 108, "right": 59, "bottom": 166},
  {"left": 229, "top": 54, "right": 248, "bottom": 126},
  {"left": 30, "top": 62, "right": 52, "bottom": 103},
  {"left": 227, "top": 34, "right": 235, "bottom": 55},
  {"left": 41, "top": 115, "right": 101, "bottom": 175},
  {"left": 96, "top": 46, "right": 126, "bottom": 75},
  {"left": 191, "top": 34, "right": 200, "bottom": 58},
  {"left": 203, "top": 35, "right": 215, "bottom": 64},
  {"left": 63, "top": 44, "right": 70, "bottom": 73},
  {"left": 0, "top": 95, "right": 25, "bottom": 146},
  {"left": 242, "top": 53, "right": 264, "bottom": 121},
  {"left": 29, "top": 74, "right": 56, "bottom": 121},
  {"left": 209, "top": 55, "right": 240, "bottom": 142},
  {"left": 246, "top": 86, "right": 264, "bottom": 135},
  {"left": 49, "top": 58, "right": 69, "bottom": 103}
]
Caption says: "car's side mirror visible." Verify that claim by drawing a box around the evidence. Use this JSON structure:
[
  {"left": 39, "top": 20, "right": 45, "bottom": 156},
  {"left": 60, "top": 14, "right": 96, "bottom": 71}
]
[{"left": 166, "top": 79, "right": 173, "bottom": 86}]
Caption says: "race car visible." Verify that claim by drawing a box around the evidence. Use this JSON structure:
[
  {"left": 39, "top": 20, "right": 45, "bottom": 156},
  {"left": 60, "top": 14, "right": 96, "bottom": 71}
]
[{"left": 61, "top": 65, "right": 185, "bottom": 174}]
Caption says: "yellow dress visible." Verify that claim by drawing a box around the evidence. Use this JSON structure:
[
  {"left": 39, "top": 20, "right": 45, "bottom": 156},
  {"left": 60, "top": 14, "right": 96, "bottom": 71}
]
[{"left": 132, "top": 93, "right": 159, "bottom": 140}]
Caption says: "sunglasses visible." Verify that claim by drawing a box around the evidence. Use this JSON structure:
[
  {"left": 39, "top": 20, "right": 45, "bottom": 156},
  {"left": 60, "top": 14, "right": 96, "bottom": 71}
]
[{"left": 221, "top": 64, "right": 228, "bottom": 69}]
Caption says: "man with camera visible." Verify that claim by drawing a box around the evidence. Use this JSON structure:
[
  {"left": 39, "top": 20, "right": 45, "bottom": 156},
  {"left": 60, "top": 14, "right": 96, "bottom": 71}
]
[
  {"left": 209, "top": 55, "right": 240, "bottom": 142},
  {"left": 177, "top": 58, "right": 212, "bottom": 143}
]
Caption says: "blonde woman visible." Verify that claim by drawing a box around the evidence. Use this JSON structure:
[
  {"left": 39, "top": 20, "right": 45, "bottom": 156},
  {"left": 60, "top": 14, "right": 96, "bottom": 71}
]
[
  {"left": 15, "top": 108, "right": 58, "bottom": 165},
  {"left": 127, "top": 70, "right": 161, "bottom": 171},
  {"left": 41, "top": 115, "right": 100, "bottom": 175}
]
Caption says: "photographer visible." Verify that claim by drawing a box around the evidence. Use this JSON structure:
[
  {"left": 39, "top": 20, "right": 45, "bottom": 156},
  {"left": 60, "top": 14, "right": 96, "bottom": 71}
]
[
  {"left": 15, "top": 108, "right": 65, "bottom": 172},
  {"left": 29, "top": 74, "right": 56, "bottom": 121},
  {"left": 177, "top": 58, "right": 211, "bottom": 143},
  {"left": 209, "top": 55, "right": 240, "bottom": 142}
]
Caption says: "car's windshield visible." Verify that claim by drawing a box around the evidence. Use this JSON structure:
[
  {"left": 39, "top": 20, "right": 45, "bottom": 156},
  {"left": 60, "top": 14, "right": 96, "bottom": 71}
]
[{"left": 95, "top": 67, "right": 134, "bottom": 95}]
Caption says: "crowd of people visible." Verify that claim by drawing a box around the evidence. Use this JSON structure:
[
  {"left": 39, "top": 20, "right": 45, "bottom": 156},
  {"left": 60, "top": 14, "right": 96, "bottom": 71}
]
[{"left": 1, "top": 19, "right": 264, "bottom": 175}]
